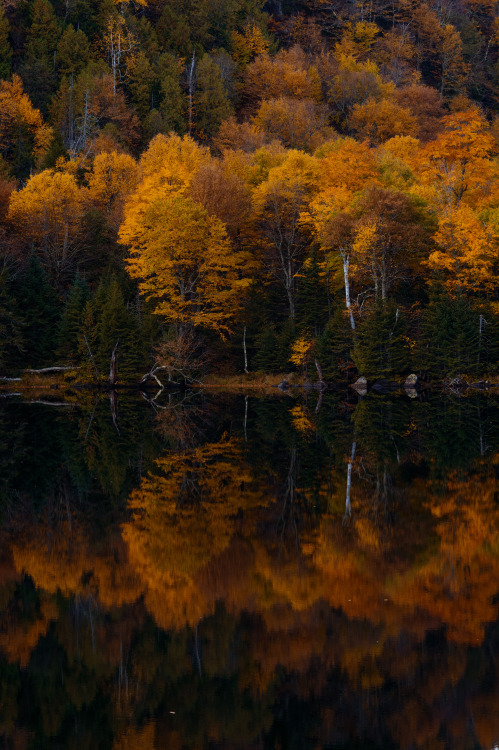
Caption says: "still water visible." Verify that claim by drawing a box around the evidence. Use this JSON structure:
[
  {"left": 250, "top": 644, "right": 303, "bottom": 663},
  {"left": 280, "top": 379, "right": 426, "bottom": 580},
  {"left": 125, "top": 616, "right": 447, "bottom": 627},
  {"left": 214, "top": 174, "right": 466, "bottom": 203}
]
[{"left": 1, "top": 388, "right": 499, "bottom": 749}]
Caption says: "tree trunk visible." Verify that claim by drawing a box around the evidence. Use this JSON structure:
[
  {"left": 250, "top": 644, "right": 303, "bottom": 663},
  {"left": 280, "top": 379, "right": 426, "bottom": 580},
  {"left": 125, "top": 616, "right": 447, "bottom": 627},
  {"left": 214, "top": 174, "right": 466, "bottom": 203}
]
[
  {"left": 344, "top": 441, "right": 356, "bottom": 523},
  {"left": 109, "top": 340, "right": 119, "bottom": 385},
  {"left": 243, "top": 326, "right": 248, "bottom": 373},
  {"left": 341, "top": 251, "right": 356, "bottom": 331},
  {"left": 187, "top": 51, "right": 196, "bottom": 135}
]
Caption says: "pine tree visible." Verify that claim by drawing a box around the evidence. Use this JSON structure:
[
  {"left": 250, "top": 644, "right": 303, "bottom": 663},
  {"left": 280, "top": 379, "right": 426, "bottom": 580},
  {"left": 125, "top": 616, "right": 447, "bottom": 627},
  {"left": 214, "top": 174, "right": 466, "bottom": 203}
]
[
  {"left": 296, "top": 249, "right": 329, "bottom": 336},
  {"left": 76, "top": 275, "right": 144, "bottom": 381},
  {"left": 0, "top": 271, "right": 24, "bottom": 371},
  {"left": 353, "top": 301, "right": 409, "bottom": 378},
  {"left": 128, "top": 52, "right": 154, "bottom": 121},
  {"left": 317, "top": 307, "right": 354, "bottom": 380},
  {"left": 195, "top": 53, "right": 233, "bottom": 140},
  {"left": 157, "top": 54, "right": 187, "bottom": 134},
  {"left": 0, "top": 4, "right": 12, "bottom": 80},
  {"left": 26, "top": 0, "right": 60, "bottom": 63},
  {"left": 252, "top": 326, "right": 280, "bottom": 372},
  {"left": 419, "top": 284, "right": 480, "bottom": 377},
  {"left": 57, "top": 274, "right": 90, "bottom": 362},
  {"left": 13, "top": 254, "right": 61, "bottom": 368}
]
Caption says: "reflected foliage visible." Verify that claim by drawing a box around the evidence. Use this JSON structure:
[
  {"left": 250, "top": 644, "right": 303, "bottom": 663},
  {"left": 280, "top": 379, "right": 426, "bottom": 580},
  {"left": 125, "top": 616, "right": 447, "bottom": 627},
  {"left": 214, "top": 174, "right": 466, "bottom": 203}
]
[{"left": 1, "top": 392, "right": 499, "bottom": 749}]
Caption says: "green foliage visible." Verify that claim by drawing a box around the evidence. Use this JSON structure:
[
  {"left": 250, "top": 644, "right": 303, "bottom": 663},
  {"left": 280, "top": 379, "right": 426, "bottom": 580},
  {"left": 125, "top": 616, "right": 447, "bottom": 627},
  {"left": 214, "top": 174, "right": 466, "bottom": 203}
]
[
  {"left": 296, "top": 249, "right": 329, "bottom": 335},
  {"left": 419, "top": 284, "right": 482, "bottom": 377},
  {"left": 157, "top": 53, "right": 187, "bottom": 134},
  {"left": 0, "top": 271, "right": 24, "bottom": 370},
  {"left": 0, "top": 4, "right": 12, "bottom": 80},
  {"left": 26, "top": 0, "right": 60, "bottom": 63},
  {"left": 13, "top": 255, "right": 61, "bottom": 368},
  {"left": 316, "top": 307, "right": 354, "bottom": 380},
  {"left": 127, "top": 52, "right": 154, "bottom": 121},
  {"left": 57, "top": 273, "right": 90, "bottom": 362},
  {"left": 352, "top": 301, "right": 410, "bottom": 377},
  {"left": 56, "top": 25, "right": 90, "bottom": 78},
  {"left": 195, "top": 53, "right": 233, "bottom": 139},
  {"left": 76, "top": 275, "right": 152, "bottom": 381}
]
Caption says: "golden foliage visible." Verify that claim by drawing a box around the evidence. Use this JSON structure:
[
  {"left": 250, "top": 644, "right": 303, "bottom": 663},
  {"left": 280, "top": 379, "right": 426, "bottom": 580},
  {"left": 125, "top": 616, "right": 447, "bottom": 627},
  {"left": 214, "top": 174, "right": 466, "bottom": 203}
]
[{"left": 0, "top": 75, "right": 52, "bottom": 161}]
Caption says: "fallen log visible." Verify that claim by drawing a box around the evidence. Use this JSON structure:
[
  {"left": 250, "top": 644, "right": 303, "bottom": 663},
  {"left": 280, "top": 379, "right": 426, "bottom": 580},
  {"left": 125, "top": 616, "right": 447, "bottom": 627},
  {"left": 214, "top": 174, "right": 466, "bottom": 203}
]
[{"left": 23, "top": 367, "right": 76, "bottom": 375}]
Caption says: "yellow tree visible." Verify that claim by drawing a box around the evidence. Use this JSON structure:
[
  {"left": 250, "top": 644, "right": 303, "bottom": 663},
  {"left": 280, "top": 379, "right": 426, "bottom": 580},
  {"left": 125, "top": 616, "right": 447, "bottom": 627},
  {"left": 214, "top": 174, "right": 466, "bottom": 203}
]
[
  {"left": 251, "top": 149, "right": 318, "bottom": 320},
  {"left": 87, "top": 150, "right": 138, "bottom": 229},
  {"left": 119, "top": 191, "right": 252, "bottom": 336},
  {"left": 0, "top": 74, "right": 52, "bottom": 171},
  {"left": 303, "top": 138, "right": 379, "bottom": 329},
  {"left": 414, "top": 106, "right": 498, "bottom": 292},
  {"left": 8, "top": 168, "right": 88, "bottom": 289},
  {"left": 427, "top": 204, "right": 497, "bottom": 294},
  {"left": 137, "top": 132, "right": 211, "bottom": 198}
]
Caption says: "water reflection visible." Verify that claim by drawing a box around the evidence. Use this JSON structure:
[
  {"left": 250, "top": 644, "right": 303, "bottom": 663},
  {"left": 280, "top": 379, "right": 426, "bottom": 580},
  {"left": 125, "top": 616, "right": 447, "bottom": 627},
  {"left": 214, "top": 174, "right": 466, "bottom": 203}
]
[{"left": 0, "top": 391, "right": 499, "bottom": 749}]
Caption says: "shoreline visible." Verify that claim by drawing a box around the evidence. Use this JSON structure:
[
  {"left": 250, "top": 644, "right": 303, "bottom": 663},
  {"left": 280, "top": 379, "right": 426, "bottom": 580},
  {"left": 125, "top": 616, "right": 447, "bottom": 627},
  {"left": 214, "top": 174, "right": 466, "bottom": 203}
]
[{"left": 1, "top": 371, "right": 499, "bottom": 398}]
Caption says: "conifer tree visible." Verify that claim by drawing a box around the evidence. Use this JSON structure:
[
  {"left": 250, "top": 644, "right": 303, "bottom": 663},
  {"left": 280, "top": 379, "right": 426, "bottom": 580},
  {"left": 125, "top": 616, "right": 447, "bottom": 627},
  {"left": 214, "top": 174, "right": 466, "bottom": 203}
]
[
  {"left": 14, "top": 255, "right": 61, "bottom": 368},
  {"left": 157, "top": 53, "right": 187, "bottom": 134},
  {"left": 0, "top": 5, "right": 12, "bottom": 81},
  {"left": 420, "top": 284, "right": 480, "bottom": 377},
  {"left": 0, "top": 271, "right": 23, "bottom": 371},
  {"left": 352, "top": 301, "right": 409, "bottom": 378},
  {"left": 195, "top": 54, "right": 233, "bottom": 139},
  {"left": 26, "top": 0, "right": 60, "bottom": 63},
  {"left": 57, "top": 274, "right": 90, "bottom": 362}
]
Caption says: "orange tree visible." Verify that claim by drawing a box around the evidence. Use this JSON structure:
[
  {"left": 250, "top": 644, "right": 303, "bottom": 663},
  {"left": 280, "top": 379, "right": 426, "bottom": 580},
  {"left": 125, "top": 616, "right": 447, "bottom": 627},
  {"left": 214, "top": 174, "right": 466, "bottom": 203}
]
[{"left": 119, "top": 189, "right": 253, "bottom": 337}]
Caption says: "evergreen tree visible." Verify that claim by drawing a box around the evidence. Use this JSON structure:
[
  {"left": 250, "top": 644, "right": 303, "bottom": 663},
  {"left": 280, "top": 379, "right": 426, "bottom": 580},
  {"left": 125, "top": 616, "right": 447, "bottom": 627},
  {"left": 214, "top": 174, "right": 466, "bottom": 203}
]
[
  {"left": 157, "top": 53, "right": 187, "bottom": 134},
  {"left": 77, "top": 275, "right": 146, "bottom": 381},
  {"left": 0, "top": 4, "right": 12, "bottom": 80},
  {"left": 195, "top": 53, "right": 233, "bottom": 139},
  {"left": 26, "top": 0, "right": 60, "bottom": 63},
  {"left": 57, "top": 274, "right": 90, "bottom": 362},
  {"left": 13, "top": 254, "right": 61, "bottom": 368},
  {"left": 252, "top": 326, "right": 280, "bottom": 371},
  {"left": 128, "top": 52, "right": 154, "bottom": 121},
  {"left": 0, "top": 271, "right": 24, "bottom": 371},
  {"left": 419, "top": 284, "right": 480, "bottom": 377},
  {"left": 56, "top": 26, "right": 90, "bottom": 79},
  {"left": 296, "top": 249, "right": 329, "bottom": 336},
  {"left": 352, "top": 301, "right": 409, "bottom": 378},
  {"left": 317, "top": 307, "right": 354, "bottom": 381}
]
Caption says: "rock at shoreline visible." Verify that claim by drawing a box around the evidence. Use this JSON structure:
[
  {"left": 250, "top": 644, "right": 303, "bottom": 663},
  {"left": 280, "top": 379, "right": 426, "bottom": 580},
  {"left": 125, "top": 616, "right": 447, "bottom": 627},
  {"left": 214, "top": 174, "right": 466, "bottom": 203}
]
[
  {"left": 278, "top": 380, "right": 289, "bottom": 390},
  {"left": 351, "top": 376, "right": 368, "bottom": 395},
  {"left": 404, "top": 373, "right": 418, "bottom": 388}
]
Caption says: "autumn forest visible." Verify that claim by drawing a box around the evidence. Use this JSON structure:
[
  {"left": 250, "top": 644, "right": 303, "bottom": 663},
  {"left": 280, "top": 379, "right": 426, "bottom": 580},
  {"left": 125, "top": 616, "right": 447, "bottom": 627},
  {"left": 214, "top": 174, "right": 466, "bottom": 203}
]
[{"left": 1, "top": 0, "right": 499, "bottom": 380}]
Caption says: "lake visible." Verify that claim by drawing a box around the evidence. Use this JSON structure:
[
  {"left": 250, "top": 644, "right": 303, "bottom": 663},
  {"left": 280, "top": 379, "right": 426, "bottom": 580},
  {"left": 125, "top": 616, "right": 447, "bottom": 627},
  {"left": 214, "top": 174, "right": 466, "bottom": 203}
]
[{"left": 1, "top": 388, "right": 499, "bottom": 749}]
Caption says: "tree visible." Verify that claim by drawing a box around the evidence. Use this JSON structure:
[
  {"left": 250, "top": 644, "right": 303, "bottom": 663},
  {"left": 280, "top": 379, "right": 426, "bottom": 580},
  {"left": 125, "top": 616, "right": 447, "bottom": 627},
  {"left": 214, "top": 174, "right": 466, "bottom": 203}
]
[
  {"left": 57, "top": 273, "right": 90, "bottom": 362},
  {"left": 303, "top": 138, "right": 379, "bottom": 330},
  {"left": 350, "top": 97, "right": 418, "bottom": 145},
  {"left": 252, "top": 149, "right": 318, "bottom": 320},
  {"left": 419, "top": 283, "right": 481, "bottom": 375},
  {"left": 56, "top": 26, "right": 90, "bottom": 79},
  {"left": 120, "top": 192, "right": 253, "bottom": 337},
  {"left": 0, "top": 5, "right": 12, "bottom": 80},
  {"left": 427, "top": 204, "right": 497, "bottom": 295},
  {"left": 87, "top": 150, "right": 138, "bottom": 230},
  {"left": 351, "top": 184, "right": 429, "bottom": 302},
  {"left": 25, "top": 0, "right": 59, "bottom": 64},
  {"left": 194, "top": 53, "right": 233, "bottom": 140},
  {"left": 0, "top": 75, "right": 52, "bottom": 178},
  {"left": 156, "top": 53, "right": 187, "bottom": 134},
  {"left": 8, "top": 168, "right": 87, "bottom": 291},
  {"left": 243, "top": 46, "right": 322, "bottom": 109},
  {"left": 352, "top": 300, "right": 409, "bottom": 376},
  {"left": 13, "top": 254, "right": 61, "bottom": 367},
  {"left": 252, "top": 96, "right": 331, "bottom": 150}
]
